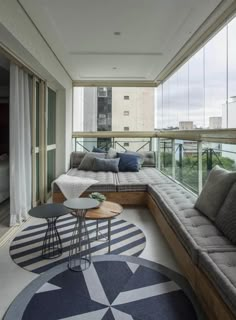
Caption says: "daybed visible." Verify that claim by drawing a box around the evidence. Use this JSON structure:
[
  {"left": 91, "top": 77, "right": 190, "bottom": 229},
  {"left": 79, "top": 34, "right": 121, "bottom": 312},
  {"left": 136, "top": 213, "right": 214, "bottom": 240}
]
[{"left": 53, "top": 151, "right": 236, "bottom": 320}]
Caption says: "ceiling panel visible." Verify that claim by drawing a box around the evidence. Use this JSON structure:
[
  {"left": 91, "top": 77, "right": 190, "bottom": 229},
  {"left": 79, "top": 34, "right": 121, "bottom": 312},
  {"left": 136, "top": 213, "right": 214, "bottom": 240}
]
[{"left": 19, "top": 0, "right": 223, "bottom": 81}]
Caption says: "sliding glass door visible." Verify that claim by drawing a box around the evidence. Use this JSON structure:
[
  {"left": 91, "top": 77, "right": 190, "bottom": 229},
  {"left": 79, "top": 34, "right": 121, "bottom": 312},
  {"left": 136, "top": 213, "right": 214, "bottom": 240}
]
[{"left": 31, "top": 79, "right": 56, "bottom": 205}]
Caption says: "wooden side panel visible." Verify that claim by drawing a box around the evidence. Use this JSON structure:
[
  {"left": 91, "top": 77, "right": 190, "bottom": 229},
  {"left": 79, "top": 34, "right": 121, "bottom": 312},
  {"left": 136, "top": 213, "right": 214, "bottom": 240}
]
[
  {"left": 195, "top": 267, "right": 235, "bottom": 320},
  {"left": 52, "top": 191, "right": 147, "bottom": 205},
  {"left": 146, "top": 194, "right": 197, "bottom": 289}
]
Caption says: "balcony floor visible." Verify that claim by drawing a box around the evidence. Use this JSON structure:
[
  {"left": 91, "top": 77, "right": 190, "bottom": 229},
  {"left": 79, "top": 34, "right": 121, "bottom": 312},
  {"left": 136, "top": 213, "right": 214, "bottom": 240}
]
[{"left": 0, "top": 205, "right": 180, "bottom": 319}]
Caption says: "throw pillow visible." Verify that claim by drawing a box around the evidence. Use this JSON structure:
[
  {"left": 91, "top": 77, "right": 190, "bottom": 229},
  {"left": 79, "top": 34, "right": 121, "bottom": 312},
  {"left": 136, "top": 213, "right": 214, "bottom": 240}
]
[
  {"left": 125, "top": 151, "right": 144, "bottom": 168},
  {"left": 78, "top": 152, "right": 106, "bottom": 171},
  {"left": 194, "top": 165, "right": 236, "bottom": 221},
  {"left": 117, "top": 153, "right": 140, "bottom": 172},
  {"left": 107, "top": 147, "right": 117, "bottom": 159},
  {"left": 92, "top": 146, "right": 105, "bottom": 153},
  {"left": 215, "top": 183, "right": 236, "bottom": 243},
  {"left": 93, "top": 157, "right": 120, "bottom": 172}
]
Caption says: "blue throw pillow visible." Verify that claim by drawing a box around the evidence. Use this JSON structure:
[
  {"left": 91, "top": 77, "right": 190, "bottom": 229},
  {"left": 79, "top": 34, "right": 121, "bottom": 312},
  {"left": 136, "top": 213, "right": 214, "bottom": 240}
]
[
  {"left": 117, "top": 153, "right": 140, "bottom": 172},
  {"left": 92, "top": 146, "right": 105, "bottom": 153}
]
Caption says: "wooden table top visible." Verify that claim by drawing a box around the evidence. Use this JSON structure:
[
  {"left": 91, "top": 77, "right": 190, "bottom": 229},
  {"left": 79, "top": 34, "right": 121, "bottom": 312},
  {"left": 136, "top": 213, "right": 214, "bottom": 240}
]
[{"left": 85, "top": 201, "right": 123, "bottom": 220}]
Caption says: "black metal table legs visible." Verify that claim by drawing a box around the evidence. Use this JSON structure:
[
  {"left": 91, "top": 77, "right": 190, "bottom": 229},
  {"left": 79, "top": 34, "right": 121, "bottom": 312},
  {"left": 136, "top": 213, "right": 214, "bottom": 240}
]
[
  {"left": 68, "top": 209, "right": 91, "bottom": 272},
  {"left": 42, "top": 217, "right": 62, "bottom": 259}
]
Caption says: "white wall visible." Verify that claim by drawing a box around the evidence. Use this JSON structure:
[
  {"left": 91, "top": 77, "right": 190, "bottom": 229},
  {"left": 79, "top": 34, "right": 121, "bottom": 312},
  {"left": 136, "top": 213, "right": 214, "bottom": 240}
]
[{"left": 0, "top": 0, "right": 73, "bottom": 172}]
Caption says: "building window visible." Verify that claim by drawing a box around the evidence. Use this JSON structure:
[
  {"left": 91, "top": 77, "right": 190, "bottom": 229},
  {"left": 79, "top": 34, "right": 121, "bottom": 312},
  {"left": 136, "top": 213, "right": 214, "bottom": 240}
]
[
  {"left": 124, "top": 126, "right": 129, "bottom": 131},
  {"left": 124, "top": 96, "right": 129, "bottom": 100},
  {"left": 123, "top": 111, "right": 129, "bottom": 116},
  {"left": 124, "top": 142, "right": 129, "bottom": 147}
]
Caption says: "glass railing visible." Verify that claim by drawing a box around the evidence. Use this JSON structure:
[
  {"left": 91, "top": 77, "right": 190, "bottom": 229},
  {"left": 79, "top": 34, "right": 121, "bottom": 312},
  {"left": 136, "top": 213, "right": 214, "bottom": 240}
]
[{"left": 72, "top": 129, "right": 236, "bottom": 195}]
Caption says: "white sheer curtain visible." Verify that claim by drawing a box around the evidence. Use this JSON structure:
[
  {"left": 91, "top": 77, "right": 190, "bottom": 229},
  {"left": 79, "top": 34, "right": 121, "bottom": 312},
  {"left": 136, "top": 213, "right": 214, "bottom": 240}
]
[{"left": 10, "top": 63, "right": 31, "bottom": 226}]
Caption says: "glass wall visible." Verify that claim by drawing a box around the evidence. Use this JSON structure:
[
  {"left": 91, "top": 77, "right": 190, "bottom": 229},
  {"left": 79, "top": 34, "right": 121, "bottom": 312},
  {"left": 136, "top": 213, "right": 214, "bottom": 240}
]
[{"left": 156, "top": 15, "right": 236, "bottom": 130}]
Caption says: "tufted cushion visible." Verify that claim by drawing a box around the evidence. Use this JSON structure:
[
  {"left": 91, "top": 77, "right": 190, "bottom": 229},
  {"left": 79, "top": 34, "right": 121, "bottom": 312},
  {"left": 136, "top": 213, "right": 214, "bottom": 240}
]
[
  {"left": 117, "top": 168, "right": 173, "bottom": 192},
  {"left": 216, "top": 183, "right": 236, "bottom": 243},
  {"left": 195, "top": 165, "right": 236, "bottom": 221},
  {"left": 93, "top": 157, "right": 120, "bottom": 172},
  {"left": 78, "top": 152, "right": 106, "bottom": 171},
  {"left": 70, "top": 152, "right": 86, "bottom": 168},
  {"left": 118, "top": 153, "right": 140, "bottom": 172},
  {"left": 199, "top": 251, "right": 236, "bottom": 316},
  {"left": 149, "top": 183, "right": 234, "bottom": 263},
  {"left": 140, "top": 151, "right": 156, "bottom": 167},
  {"left": 53, "top": 168, "right": 117, "bottom": 192}
]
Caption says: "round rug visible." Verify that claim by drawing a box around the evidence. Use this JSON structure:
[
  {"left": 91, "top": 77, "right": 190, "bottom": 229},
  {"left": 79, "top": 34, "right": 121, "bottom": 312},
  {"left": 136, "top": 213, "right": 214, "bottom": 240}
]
[
  {"left": 4, "top": 255, "right": 204, "bottom": 320},
  {"left": 9, "top": 215, "right": 146, "bottom": 274}
]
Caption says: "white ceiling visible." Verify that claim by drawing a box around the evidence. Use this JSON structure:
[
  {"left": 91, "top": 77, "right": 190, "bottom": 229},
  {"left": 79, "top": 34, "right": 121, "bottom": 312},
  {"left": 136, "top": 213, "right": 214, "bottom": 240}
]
[{"left": 19, "top": 0, "right": 223, "bottom": 82}]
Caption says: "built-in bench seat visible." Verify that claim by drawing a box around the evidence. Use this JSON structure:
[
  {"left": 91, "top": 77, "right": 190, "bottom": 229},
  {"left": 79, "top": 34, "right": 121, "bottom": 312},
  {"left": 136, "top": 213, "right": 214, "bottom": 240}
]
[
  {"left": 199, "top": 250, "right": 236, "bottom": 318},
  {"left": 148, "top": 183, "right": 234, "bottom": 264},
  {"left": 52, "top": 151, "right": 236, "bottom": 319}
]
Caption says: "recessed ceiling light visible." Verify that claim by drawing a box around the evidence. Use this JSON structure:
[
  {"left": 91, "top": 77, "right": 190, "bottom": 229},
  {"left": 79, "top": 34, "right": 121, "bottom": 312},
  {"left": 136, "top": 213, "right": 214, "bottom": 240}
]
[{"left": 114, "top": 32, "right": 121, "bottom": 36}]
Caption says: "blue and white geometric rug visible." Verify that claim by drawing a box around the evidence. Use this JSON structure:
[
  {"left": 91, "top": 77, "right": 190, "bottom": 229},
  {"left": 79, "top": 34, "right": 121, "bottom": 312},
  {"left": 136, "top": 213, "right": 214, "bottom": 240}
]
[
  {"left": 4, "top": 255, "right": 204, "bottom": 320},
  {"left": 9, "top": 215, "right": 146, "bottom": 274}
]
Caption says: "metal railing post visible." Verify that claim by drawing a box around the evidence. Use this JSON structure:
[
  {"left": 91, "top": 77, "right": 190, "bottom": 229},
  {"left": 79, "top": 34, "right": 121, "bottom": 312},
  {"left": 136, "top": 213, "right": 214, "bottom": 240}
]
[
  {"left": 172, "top": 139, "right": 176, "bottom": 179},
  {"left": 198, "top": 142, "right": 203, "bottom": 195},
  {"left": 179, "top": 143, "right": 183, "bottom": 182},
  {"left": 157, "top": 138, "right": 161, "bottom": 170}
]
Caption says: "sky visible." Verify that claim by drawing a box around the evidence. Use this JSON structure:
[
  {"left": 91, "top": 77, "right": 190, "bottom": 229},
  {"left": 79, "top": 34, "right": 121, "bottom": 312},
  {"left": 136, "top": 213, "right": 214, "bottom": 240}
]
[{"left": 156, "top": 16, "right": 236, "bottom": 129}]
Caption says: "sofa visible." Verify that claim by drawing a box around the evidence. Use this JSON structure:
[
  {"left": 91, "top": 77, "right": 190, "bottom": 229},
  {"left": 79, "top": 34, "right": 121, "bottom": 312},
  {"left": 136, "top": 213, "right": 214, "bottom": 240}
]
[{"left": 53, "top": 151, "right": 236, "bottom": 320}]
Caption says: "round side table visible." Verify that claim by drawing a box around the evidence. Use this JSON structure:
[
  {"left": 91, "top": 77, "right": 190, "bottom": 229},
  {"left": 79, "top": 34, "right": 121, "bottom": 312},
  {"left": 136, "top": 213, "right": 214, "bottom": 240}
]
[
  {"left": 28, "top": 204, "right": 71, "bottom": 259},
  {"left": 64, "top": 198, "right": 99, "bottom": 272}
]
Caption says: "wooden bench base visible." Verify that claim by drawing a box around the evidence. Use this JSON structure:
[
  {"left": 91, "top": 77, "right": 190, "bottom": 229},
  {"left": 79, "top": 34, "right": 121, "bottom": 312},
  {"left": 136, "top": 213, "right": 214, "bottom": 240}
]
[{"left": 52, "top": 190, "right": 235, "bottom": 320}]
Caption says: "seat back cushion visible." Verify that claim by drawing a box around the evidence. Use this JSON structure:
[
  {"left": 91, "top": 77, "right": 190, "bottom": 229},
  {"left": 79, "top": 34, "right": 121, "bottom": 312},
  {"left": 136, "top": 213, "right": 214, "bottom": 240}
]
[
  {"left": 70, "top": 151, "right": 86, "bottom": 168},
  {"left": 194, "top": 165, "right": 236, "bottom": 221},
  {"left": 93, "top": 157, "right": 120, "bottom": 172},
  {"left": 78, "top": 152, "right": 106, "bottom": 171},
  {"left": 215, "top": 183, "right": 236, "bottom": 243}
]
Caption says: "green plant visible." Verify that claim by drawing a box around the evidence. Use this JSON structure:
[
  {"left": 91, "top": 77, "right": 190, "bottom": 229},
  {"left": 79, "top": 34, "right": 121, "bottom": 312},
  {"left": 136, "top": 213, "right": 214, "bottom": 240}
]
[{"left": 89, "top": 192, "right": 106, "bottom": 203}]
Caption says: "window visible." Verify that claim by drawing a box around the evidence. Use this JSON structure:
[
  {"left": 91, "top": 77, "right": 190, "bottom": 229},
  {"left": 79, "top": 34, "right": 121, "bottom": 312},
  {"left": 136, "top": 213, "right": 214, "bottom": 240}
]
[
  {"left": 124, "top": 142, "right": 129, "bottom": 147},
  {"left": 124, "top": 126, "right": 129, "bottom": 131},
  {"left": 124, "top": 111, "right": 129, "bottom": 116},
  {"left": 124, "top": 96, "right": 129, "bottom": 100}
]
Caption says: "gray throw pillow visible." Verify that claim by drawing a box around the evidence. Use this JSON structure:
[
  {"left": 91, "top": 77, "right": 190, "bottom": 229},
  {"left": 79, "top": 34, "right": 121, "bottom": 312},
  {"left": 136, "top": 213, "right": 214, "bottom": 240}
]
[
  {"left": 78, "top": 152, "right": 106, "bottom": 171},
  {"left": 194, "top": 165, "right": 236, "bottom": 221},
  {"left": 93, "top": 157, "right": 120, "bottom": 172},
  {"left": 107, "top": 147, "right": 117, "bottom": 159},
  {"left": 215, "top": 183, "right": 236, "bottom": 243}
]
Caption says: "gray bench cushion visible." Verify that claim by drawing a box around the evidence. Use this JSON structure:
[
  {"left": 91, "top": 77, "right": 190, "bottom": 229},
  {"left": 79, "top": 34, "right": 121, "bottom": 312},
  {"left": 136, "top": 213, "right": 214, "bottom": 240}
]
[
  {"left": 199, "top": 251, "right": 236, "bottom": 316},
  {"left": 148, "top": 183, "right": 233, "bottom": 263},
  {"left": 117, "top": 168, "right": 173, "bottom": 192},
  {"left": 54, "top": 169, "right": 116, "bottom": 193}
]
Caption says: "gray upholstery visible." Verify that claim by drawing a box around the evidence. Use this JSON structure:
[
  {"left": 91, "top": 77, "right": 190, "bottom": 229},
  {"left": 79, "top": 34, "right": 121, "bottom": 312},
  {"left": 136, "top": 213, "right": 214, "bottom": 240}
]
[
  {"left": 107, "top": 147, "right": 117, "bottom": 159},
  {"left": 78, "top": 152, "right": 106, "bottom": 171},
  {"left": 140, "top": 151, "right": 156, "bottom": 167},
  {"left": 54, "top": 168, "right": 116, "bottom": 193},
  {"left": 195, "top": 165, "right": 236, "bottom": 221},
  {"left": 199, "top": 251, "right": 236, "bottom": 316},
  {"left": 117, "top": 168, "right": 173, "bottom": 192},
  {"left": 216, "top": 183, "right": 236, "bottom": 243},
  {"left": 148, "top": 183, "right": 234, "bottom": 263},
  {"left": 93, "top": 157, "right": 120, "bottom": 172},
  {"left": 70, "top": 152, "right": 86, "bottom": 168}
]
